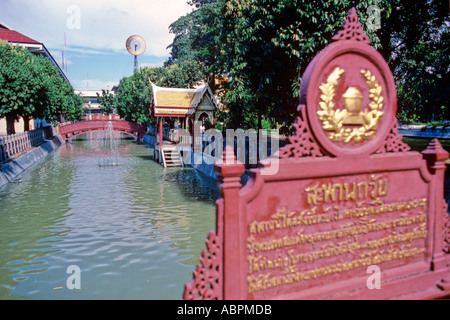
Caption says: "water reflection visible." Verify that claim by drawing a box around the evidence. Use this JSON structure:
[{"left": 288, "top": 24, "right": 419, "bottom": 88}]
[
  {"left": 164, "top": 169, "right": 219, "bottom": 204},
  {"left": 0, "top": 133, "right": 217, "bottom": 299}
]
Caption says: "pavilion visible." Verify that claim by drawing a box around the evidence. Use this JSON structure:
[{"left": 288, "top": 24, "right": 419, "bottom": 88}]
[
  {"left": 151, "top": 83, "right": 218, "bottom": 145},
  {"left": 150, "top": 83, "right": 218, "bottom": 166}
]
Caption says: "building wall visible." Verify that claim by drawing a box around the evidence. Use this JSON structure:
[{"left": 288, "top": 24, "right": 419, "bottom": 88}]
[{"left": 0, "top": 117, "right": 36, "bottom": 134}]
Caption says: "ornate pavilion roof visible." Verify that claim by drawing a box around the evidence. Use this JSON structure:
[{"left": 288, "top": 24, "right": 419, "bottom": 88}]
[{"left": 151, "top": 83, "right": 217, "bottom": 117}]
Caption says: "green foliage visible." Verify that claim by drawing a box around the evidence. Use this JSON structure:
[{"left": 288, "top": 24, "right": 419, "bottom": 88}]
[
  {"left": 0, "top": 42, "right": 45, "bottom": 125},
  {"left": 381, "top": 1, "right": 449, "bottom": 123},
  {"left": 64, "top": 91, "right": 84, "bottom": 123},
  {"left": 115, "top": 69, "right": 152, "bottom": 124},
  {"left": 0, "top": 41, "right": 83, "bottom": 133},
  {"left": 97, "top": 89, "right": 115, "bottom": 115},
  {"left": 217, "top": 0, "right": 383, "bottom": 133},
  {"left": 166, "top": 0, "right": 449, "bottom": 131},
  {"left": 152, "top": 60, "right": 207, "bottom": 88},
  {"left": 115, "top": 61, "right": 207, "bottom": 124},
  {"left": 35, "top": 54, "right": 83, "bottom": 124},
  {"left": 168, "top": 1, "right": 222, "bottom": 69}
]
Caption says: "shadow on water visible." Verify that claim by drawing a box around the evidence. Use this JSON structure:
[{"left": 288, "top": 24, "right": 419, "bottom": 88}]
[
  {"left": 136, "top": 155, "right": 154, "bottom": 161},
  {"left": 163, "top": 168, "right": 219, "bottom": 205}
]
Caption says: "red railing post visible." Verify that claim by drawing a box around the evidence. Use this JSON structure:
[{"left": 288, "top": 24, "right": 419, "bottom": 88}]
[
  {"left": 422, "top": 138, "right": 449, "bottom": 271},
  {"left": 214, "top": 145, "right": 245, "bottom": 299}
]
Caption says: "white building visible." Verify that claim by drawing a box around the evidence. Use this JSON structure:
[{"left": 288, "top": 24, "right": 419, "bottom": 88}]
[{"left": 75, "top": 86, "right": 118, "bottom": 117}]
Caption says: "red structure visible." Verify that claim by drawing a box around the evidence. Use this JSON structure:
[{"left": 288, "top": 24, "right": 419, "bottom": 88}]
[
  {"left": 151, "top": 83, "right": 218, "bottom": 147},
  {"left": 184, "top": 8, "right": 450, "bottom": 300},
  {"left": 58, "top": 120, "right": 146, "bottom": 141}
]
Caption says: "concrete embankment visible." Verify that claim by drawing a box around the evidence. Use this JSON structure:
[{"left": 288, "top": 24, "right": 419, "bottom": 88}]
[
  {"left": 0, "top": 136, "right": 63, "bottom": 188},
  {"left": 398, "top": 125, "right": 450, "bottom": 139},
  {"left": 143, "top": 133, "right": 255, "bottom": 182}
]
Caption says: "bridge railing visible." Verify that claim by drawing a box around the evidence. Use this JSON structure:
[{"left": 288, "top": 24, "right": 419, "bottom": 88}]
[
  {"left": 58, "top": 119, "right": 146, "bottom": 141},
  {"left": 0, "top": 126, "right": 53, "bottom": 163}
]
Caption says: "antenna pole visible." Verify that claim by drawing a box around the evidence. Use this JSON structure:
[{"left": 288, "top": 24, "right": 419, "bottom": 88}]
[
  {"left": 64, "top": 32, "right": 67, "bottom": 73},
  {"left": 133, "top": 44, "right": 138, "bottom": 72}
]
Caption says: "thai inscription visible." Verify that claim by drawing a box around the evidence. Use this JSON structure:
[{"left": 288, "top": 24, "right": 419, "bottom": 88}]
[
  {"left": 246, "top": 175, "right": 428, "bottom": 296},
  {"left": 305, "top": 175, "right": 388, "bottom": 205}
]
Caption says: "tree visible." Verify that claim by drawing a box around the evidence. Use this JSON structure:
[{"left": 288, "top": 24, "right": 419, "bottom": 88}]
[
  {"left": 35, "top": 54, "right": 83, "bottom": 124},
  {"left": 217, "top": 0, "right": 386, "bottom": 133},
  {"left": 168, "top": 0, "right": 222, "bottom": 90},
  {"left": 115, "top": 62, "right": 207, "bottom": 124},
  {"left": 61, "top": 83, "right": 84, "bottom": 123},
  {"left": 167, "top": 0, "right": 449, "bottom": 131},
  {"left": 0, "top": 41, "right": 83, "bottom": 134},
  {"left": 97, "top": 89, "right": 116, "bottom": 115},
  {"left": 375, "top": 0, "right": 449, "bottom": 122},
  {"left": 151, "top": 60, "right": 207, "bottom": 88},
  {"left": 0, "top": 42, "right": 45, "bottom": 134},
  {"left": 115, "top": 69, "right": 152, "bottom": 124}
]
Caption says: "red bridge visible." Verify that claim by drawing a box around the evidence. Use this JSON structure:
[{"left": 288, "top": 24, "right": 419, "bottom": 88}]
[{"left": 58, "top": 119, "right": 147, "bottom": 141}]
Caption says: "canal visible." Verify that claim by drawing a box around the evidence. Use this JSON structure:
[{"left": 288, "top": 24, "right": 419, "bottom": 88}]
[{"left": 0, "top": 133, "right": 218, "bottom": 299}]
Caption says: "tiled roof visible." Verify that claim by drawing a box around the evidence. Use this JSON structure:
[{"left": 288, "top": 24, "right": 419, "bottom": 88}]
[
  {"left": 155, "top": 90, "right": 201, "bottom": 108},
  {"left": 152, "top": 85, "right": 207, "bottom": 109},
  {"left": 0, "top": 27, "right": 41, "bottom": 45}
]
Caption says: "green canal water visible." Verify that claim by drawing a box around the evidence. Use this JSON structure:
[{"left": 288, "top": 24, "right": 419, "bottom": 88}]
[{"left": 0, "top": 134, "right": 217, "bottom": 299}]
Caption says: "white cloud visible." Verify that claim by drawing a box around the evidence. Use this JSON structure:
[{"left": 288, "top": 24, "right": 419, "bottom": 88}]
[
  {"left": 0, "top": 1, "right": 194, "bottom": 90},
  {"left": 71, "top": 78, "right": 119, "bottom": 91},
  {"left": 55, "top": 56, "right": 73, "bottom": 67},
  {"left": 0, "top": 0, "right": 191, "bottom": 57},
  {"left": 139, "top": 61, "right": 165, "bottom": 69}
]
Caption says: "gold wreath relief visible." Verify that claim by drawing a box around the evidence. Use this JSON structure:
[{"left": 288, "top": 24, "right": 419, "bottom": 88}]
[{"left": 317, "top": 67, "right": 384, "bottom": 143}]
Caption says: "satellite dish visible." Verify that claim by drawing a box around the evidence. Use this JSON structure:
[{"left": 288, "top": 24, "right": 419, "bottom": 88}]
[
  {"left": 126, "top": 35, "right": 146, "bottom": 56},
  {"left": 126, "top": 35, "right": 146, "bottom": 71}
]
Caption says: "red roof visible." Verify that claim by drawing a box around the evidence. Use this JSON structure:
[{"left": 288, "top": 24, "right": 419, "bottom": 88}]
[{"left": 0, "top": 26, "right": 41, "bottom": 45}]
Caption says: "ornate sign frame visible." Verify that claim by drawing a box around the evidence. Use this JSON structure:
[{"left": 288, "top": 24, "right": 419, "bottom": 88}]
[{"left": 184, "top": 8, "right": 450, "bottom": 300}]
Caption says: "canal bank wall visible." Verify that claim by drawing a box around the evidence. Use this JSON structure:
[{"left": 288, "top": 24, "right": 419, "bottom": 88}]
[
  {"left": 0, "top": 135, "right": 63, "bottom": 188},
  {"left": 143, "top": 134, "right": 219, "bottom": 179},
  {"left": 398, "top": 125, "right": 450, "bottom": 139},
  {"left": 143, "top": 133, "right": 253, "bottom": 183}
]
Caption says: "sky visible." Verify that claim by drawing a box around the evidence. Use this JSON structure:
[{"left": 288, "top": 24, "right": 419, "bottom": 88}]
[{"left": 0, "top": 0, "right": 193, "bottom": 90}]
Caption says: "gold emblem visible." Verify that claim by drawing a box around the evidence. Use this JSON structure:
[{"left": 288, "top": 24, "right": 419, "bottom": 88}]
[
  {"left": 342, "top": 87, "right": 364, "bottom": 125},
  {"left": 317, "top": 68, "right": 384, "bottom": 143}
]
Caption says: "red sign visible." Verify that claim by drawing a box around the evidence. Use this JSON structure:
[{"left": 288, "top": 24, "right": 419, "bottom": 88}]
[{"left": 184, "top": 8, "right": 450, "bottom": 300}]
